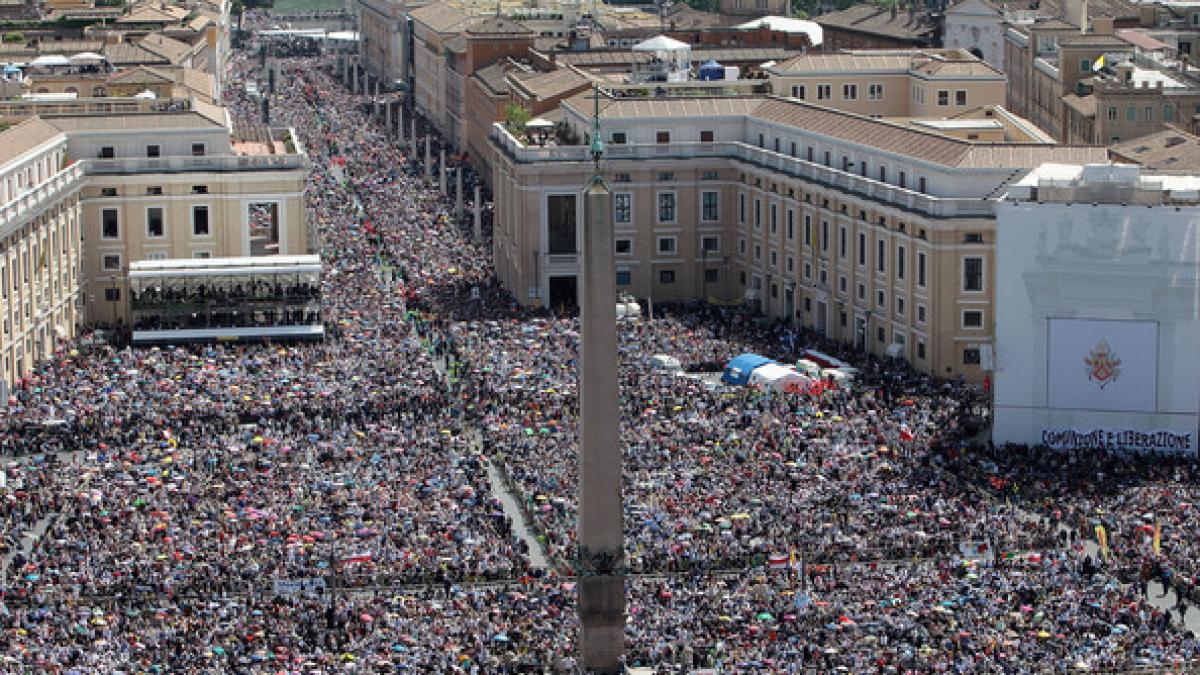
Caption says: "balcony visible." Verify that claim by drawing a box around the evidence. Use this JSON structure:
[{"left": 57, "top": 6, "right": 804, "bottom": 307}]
[
  {"left": 85, "top": 153, "right": 309, "bottom": 175},
  {"left": 0, "top": 163, "right": 85, "bottom": 239},
  {"left": 491, "top": 124, "right": 997, "bottom": 219}
]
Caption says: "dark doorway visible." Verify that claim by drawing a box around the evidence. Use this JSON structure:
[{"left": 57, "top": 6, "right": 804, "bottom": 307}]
[{"left": 548, "top": 276, "right": 578, "bottom": 315}]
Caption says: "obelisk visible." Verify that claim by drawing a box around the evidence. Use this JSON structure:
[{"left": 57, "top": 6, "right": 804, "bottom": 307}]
[{"left": 577, "top": 85, "right": 624, "bottom": 674}]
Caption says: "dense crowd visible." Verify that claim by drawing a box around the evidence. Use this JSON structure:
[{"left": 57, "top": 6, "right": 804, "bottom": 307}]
[{"left": 0, "top": 25, "right": 1191, "bottom": 672}]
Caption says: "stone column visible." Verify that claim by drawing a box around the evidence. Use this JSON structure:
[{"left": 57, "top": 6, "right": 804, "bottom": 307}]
[
  {"left": 578, "top": 175, "right": 625, "bottom": 673},
  {"left": 473, "top": 184, "right": 482, "bottom": 243},
  {"left": 439, "top": 148, "right": 447, "bottom": 195},
  {"left": 350, "top": 63, "right": 357, "bottom": 94},
  {"left": 424, "top": 135, "right": 432, "bottom": 181},
  {"left": 455, "top": 169, "right": 463, "bottom": 221},
  {"left": 397, "top": 106, "right": 405, "bottom": 145},
  {"left": 410, "top": 117, "right": 418, "bottom": 159},
  {"left": 385, "top": 100, "right": 392, "bottom": 138}
]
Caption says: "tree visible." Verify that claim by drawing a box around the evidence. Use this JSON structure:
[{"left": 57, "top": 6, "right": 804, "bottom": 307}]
[{"left": 504, "top": 103, "right": 531, "bottom": 134}]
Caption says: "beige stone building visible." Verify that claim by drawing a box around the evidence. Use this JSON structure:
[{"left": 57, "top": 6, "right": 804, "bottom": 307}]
[
  {"left": 0, "top": 98, "right": 310, "bottom": 391},
  {"left": 0, "top": 118, "right": 83, "bottom": 390},
  {"left": 766, "top": 49, "right": 1007, "bottom": 118},
  {"left": 490, "top": 93, "right": 1106, "bottom": 380}
]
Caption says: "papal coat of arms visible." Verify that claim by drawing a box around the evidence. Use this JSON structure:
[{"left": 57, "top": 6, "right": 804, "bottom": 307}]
[{"left": 1084, "top": 340, "right": 1121, "bottom": 389}]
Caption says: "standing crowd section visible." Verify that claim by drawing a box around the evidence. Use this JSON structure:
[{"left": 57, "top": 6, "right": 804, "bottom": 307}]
[{"left": 0, "top": 18, "right": 1194, "bottom": 672}]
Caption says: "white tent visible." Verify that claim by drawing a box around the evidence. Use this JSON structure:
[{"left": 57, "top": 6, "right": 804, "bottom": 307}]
[
  {"left": 632, "top": 34, "right": 691, "bottom": 74},
  {"left": 749, "top": 363, "right": 814, "bottom": 394},
  {"left": 734, "top": 16, "right": 823, "bottom": 47},
  {"left": 29, "top": 54, "right": 71, "bottom": 68},
  {"left": 69, "top": 52, "right": 106, "bottom": 63}
]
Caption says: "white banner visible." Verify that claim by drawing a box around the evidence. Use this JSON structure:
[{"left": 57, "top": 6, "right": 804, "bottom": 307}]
[
  {"left": 1046, "top": 319, "right": 1158, "bottom": 413},
  {"left": 1041, "top": 428, "right": 1194, "bottom": 453},
  {"left": 272, "top": 577, "right": 327, "bottom": 597}
]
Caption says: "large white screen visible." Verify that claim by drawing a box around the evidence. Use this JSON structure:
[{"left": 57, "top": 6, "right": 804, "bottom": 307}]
[{"left": 1046, "top": 319, "right": 1158, "bottom": 412}]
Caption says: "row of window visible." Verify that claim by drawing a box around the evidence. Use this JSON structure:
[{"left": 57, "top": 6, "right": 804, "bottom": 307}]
[
  {"left": 100, "top": 206, "right": 210, "bottom": 240},
  {"left": 614, "top": 235, "right": 720, "bottom": 256},
  {"left": 613, "top": 268, "right": 719, "bottom": 286},
  {"left": 97, "top": 143, "right": 207, "bottom": 159},
  {"left": 1105, "top": 103, "right": 1177, "bottom": 123},
  {"left": 791, "top": 82, "right": 885, "bottom": 102},
  {"left": 99, "top": 185, "right": 200, "bottom": 197},
  {"left": 613, "top": 192, "right": 717, "bottom": 224},
  {"left": 97, "top": 250, "right": 212, "bottom": 272},
  {"left": 610, "top": 130, "right": 716, "bottom": 145},
  {"left": 795, "top": 296, "right": 986, "bottom": 365}
]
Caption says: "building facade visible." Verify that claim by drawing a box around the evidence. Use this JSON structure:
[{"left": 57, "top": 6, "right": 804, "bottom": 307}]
[
  {"left": 767, "top": 49, "right": 1006, "bottom": 118},
  {"left": 490, "top": 93, "right": 1107, "bottom": 380},
  {"left": 994, "top": 163, "right": 1200, "bottom": 454}
]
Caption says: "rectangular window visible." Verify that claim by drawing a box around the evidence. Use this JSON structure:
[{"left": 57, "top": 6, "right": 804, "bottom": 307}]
[
  {"left": 104, "top": 288, "right": 120, "bottom": 301},
  {"left": 918, "top": 176, "right": 927, "bottom": 193},
  {"left": 786, "top": 256, "right": 794, "bottom": 272},
  {"left": 955, "top": 90, "right": 967, "bottom": 106},
  {"left": 1126, "top": 106, "right": 1136, "bottom": 121},
  {"left": 700, "top": 130, "right": 714, "bottom": 142},
  {"left": 877, "top": 289, "right": 885, "bottom": 308},
  {"left": 963, "top": 257, "right": 983, "bottom": 291},
  {"left": 614, "top": 193, "right": 631, "bottom": 223},
  {"left": 820, "top": 221, "right": 829, "bottom": 252},
  {"left": 917, "top": 251, "right": 926, "bottom": 287},
  {"left": 1108, "top": 106, "right": 1118, "bottom": 120},
  {"left": 614, "top": 173, "right": 631, "bottom": 183},
  {"left": 879, "top": 166, "right": 887, "bottom": 183},
  {"left": 817, "top": 84, "right": 831, "bottom": 100},
  {"left": 547, "top": 195, "right": 577, "bottom": 254},
  {"left": 702, "top": 191, "right": 719, "bottom": 221},
  {"left": 101, "top": 253, "right": 121, "bottom": 271},
  {"left": 897, "top": 245, "right": 906, "bottom": 279},
  {"left": 658, "top": 237, "right": 677, "bottom": 254},
  {"left": 191, "top": 143, "right": 206, "bottom": 156},
  {"left": 655, "top": 131, "right": 670, "bottom": 144},
  {"left": 701, "top": 170, "right": 719, "bottom": 180},
  {"left": 877, "top": 239, "right": 885, "bottom": 273},
  {"left": 754, "top": 199, "right": 761, "bottom": 227},
  {"left": 963, "top": 310, "right": 983, "bottom": 328},
  {"left": 896, "top": 297, "right": 905, "bottom": 316},
  {"left": 615, "top": 239, "right": 632, "bottom": 254},
  {"left": 146, "top": 186, "right": 163, "bottom": 195},
  {"left": 193, "top": 251, "right": 211, "bottom": 259},
  {"left": 657, "top": 172, "right": 674, "bottom": 181},
  {"left": 739, "top": 193, "right": 746, "bottom": 222},
  {"left": 192, "top": 205, "right": 210, "bottom": 237},
  {"left": 857, "top": 232, "right": 866, "bottom": 266},
  {"left": 1145, "top": 106, "right": 1154, "bottom": 121},
  {"left": 803, "top": 218, "right": 812, "bottom": 248},
  {"left": 791, "top": 85, "right": 806, "bottom": 99},
  {"left": 659, "top": 270, "right": 675, "bottom": 284},
  {"left": 100, "top": 187, "right": 117, "bottom": 197},
  {"left": 101, "top": 209, "right": 119, "bottom": 238},
  {"left": 658, "top": 193, "right": 676, "bottom": 222},
  {"left": 769, "top": 204, "right": 777, "bottom": 233},
  {"left": 147, "top": 207, "right": 164, "bottom": 237},
  {"left": 786, "top": 210, "right": 794, "bottom": 240},
  {"left": 616, "top": 270, "right": 631, "bottom": 285},
  {"left": 868, "top": 83, "right": 884, "bottom": 99},
  {"left": 146, "top": 251, "right": 167, "bottom": 261},
  {"left": 146, "top": 145, "right": 160, "bottom": 158},
  {"left": 702, "top": 236, "right": 719, "bottom": 253},
  {"left": 704, "top": 269, "right": 719, "bottom": 283},
  {"left": 98, "top": 146, "right": 114, "bottom": 159},
  {"left": 192, "top": 185, "right": 208, "bottom": 194},
  {"left": 963, "top": 348, "right": 981, "bottom": 365},
  {"left": 610, "top": 132, "right": 627, "bottom": 144},
  {"left": 898, "top": 171, "right": 906, "bottom": 189},
  {"left": 842, "top": 83, "right": 857, "bottom": 100},
  {"left": 917, "top": 342, "right": 926, "bottom": 359},
  {"left": 917, "top": 304, "right": 926, "bottom": 323},
  {"left": 937, "top": 90, "right": 949, "bottom": 106},
  {"left": 839, "top": 227, "right": 847, "bottom": 259}
]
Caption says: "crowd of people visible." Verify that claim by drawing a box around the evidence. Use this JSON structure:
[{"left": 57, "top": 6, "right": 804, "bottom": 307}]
[{"left": 0, "top": 23, "right": 1192, "bottom": 671}]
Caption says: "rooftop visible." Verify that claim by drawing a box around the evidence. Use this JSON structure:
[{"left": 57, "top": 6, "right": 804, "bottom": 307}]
[
  {"left": 0, "top": 117, "right": 63, "bottom": 168},
  {"left": 1109, "top": 128, "right": 1200, "bottom": 173},
  {"left": 1008, "top": 162, "right": 1200, "bottom": 202},
  {"left": 813, "top": 4, "right": 938, "bottom": 42}
]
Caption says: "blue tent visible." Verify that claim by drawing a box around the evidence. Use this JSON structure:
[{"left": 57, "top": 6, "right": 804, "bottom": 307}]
[
  {"left": 698, "top": 59, "right": 724, "bottom": 81},
  {"left": 722, "top": 353, "right": 774, "bottom": 385}
]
